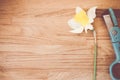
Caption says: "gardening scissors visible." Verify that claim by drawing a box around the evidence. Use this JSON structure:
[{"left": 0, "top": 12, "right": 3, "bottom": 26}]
[{"left": 103, "top": 8, "right": 120, "bottom": 80}]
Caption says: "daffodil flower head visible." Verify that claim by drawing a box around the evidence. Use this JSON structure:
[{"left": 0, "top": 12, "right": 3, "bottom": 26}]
[{"left": 68, "top": 6, "right": 97, "bottom": 33}]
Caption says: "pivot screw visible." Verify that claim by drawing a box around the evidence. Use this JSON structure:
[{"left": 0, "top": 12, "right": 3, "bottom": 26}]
[{"left": 112, "top": 30, "right": 117, "bottom": 35}]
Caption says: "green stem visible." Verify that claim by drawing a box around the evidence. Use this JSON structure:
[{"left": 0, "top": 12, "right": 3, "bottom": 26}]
[
  {"left": 93, "top": 30, "right": 97, "bottom": 80},
  {"left": 94, "top": 43, "right": 97, "bottom": 80}
]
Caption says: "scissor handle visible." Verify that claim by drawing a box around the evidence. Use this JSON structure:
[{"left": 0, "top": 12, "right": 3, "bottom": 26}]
[
  {"left": 109, "top": 8, "right": 118, "bottom": 27},
  {"left": 109, "top": 26, "right": 120, "bottom": 80},
  {"left": 110, "top": 61, "right": 120, "bottom": 80}
]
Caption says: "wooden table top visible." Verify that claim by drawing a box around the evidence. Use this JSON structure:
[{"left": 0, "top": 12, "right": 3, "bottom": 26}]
[{"left": 0, "top": 0, "right": 120, "bottom": 80}]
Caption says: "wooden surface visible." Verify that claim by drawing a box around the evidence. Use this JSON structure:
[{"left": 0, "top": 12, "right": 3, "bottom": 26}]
[{"left": 0, "top": 0, "right": 120, "bottom": 80}]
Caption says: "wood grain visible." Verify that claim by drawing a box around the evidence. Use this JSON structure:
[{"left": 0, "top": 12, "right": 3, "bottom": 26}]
[{"left": 0, "top": 0, "right": 120, "bottom": 80}]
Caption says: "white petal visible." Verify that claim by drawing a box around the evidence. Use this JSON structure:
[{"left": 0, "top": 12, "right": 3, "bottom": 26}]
[
  {"left": 87, "top": 6, "right": 97, "bottom": 23},
  {"left": 68, "top": 19, "right": 82, "bottom": 29},
  {"left": 85, "top": 24, "right": 94, "bottom": 33},
  {"left": 75, "top": 6, "right": 83, "bottom": 14},
  {"left": 70, "top": 27, "right": 84, "bottom": 33},
  {"left": 89, "top": 18, "right": 94, "bottom": 23}
]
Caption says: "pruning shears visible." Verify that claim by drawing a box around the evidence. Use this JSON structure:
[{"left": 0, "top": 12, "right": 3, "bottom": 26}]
[{"left": 103, "top": 8, "right": 120, "bottom": 80}]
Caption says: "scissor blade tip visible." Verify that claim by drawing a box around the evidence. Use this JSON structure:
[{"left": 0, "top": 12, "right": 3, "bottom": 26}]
[{"left": 103, "top": 14, "right": 113, "bottom": 30}]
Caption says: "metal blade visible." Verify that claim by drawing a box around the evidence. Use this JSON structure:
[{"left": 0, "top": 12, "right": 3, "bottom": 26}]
[{"left": 103, "top": 15, "right": 113, "bottom": 31}]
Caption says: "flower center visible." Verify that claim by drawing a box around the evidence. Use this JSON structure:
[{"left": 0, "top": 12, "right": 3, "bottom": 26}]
[{"left": 74, "top": 10, "right": 89, "bottom": 26}]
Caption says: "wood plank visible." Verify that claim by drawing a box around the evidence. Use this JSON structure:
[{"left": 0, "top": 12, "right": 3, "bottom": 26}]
[{"left": 0, "top": 0, "right": 120, "bottom": 80}]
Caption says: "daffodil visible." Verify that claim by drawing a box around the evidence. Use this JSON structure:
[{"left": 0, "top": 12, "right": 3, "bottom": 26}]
[
  {"left": 68, "top": 6, "right": 98, "bottom": 80},
  {"left": 68, "top": 6, "right": 97, "bottom": 33}
]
